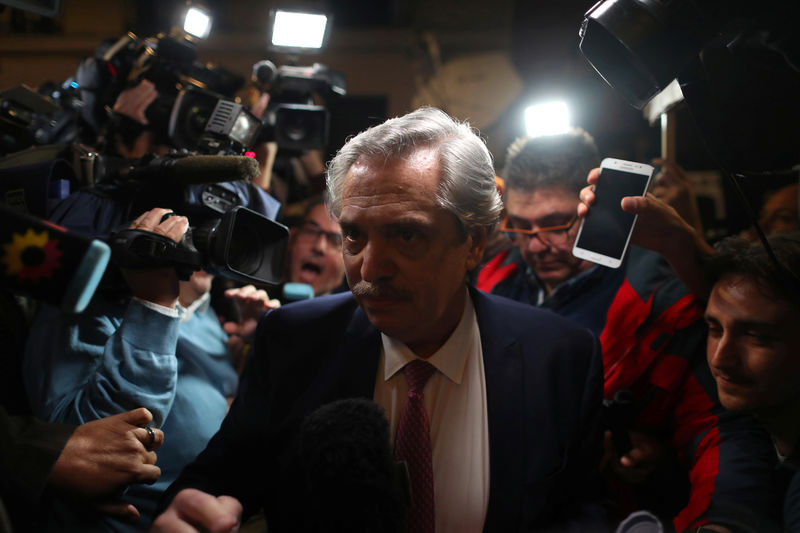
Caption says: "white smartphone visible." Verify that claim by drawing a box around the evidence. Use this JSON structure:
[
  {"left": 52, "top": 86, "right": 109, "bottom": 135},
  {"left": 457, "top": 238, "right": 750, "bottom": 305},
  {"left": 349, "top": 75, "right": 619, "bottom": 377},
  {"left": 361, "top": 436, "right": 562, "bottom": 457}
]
[{"left": 572, "top": 158, "right": 654, "bottom": 269}]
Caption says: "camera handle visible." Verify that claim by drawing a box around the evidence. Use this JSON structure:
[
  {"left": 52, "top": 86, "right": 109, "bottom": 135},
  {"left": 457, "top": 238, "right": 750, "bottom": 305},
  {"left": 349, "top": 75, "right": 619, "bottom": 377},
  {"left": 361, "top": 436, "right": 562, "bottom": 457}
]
[{"left": 109, "top": 228, "right": 200, "bottom": 281}]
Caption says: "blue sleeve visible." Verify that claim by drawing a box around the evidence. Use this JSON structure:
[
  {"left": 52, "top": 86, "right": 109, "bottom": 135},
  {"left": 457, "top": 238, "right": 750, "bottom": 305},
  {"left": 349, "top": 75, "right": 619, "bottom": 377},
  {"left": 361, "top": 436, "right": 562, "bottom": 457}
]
[{"left": 24, "top": 299, "right": 181, "bottom": 428}]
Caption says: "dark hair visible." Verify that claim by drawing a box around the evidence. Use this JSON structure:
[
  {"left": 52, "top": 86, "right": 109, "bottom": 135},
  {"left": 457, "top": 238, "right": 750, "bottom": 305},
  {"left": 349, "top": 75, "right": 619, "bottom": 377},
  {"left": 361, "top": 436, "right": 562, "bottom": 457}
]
[
  {"left": 503, "top": 128, "right": 600, "bottom": 196},
  {"left": 704, "top": 232, "right": 800, "bottom": 309}
]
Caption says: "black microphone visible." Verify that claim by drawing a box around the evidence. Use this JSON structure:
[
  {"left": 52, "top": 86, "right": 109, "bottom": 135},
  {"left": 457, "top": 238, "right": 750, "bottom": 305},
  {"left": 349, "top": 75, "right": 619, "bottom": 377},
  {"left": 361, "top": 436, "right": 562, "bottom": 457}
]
[
  {"left": 293, "top": 398, "right": 410, "bottom": 533},
  {"left": 124, "top": 154, "right": 260, "bottom": 186}
]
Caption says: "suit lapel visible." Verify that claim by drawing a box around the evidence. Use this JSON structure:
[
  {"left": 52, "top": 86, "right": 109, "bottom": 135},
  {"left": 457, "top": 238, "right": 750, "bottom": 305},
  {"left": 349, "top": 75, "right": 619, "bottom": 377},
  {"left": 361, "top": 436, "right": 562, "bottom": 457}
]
[
  {"left": 336, "top": 305, "right": 382, "bottom": 399},
  {"left": 471, "top": 288, "right": 526, "bottom": 530},
  {"left": 331, "top": 289, "right": 528, "bottom": 530}
]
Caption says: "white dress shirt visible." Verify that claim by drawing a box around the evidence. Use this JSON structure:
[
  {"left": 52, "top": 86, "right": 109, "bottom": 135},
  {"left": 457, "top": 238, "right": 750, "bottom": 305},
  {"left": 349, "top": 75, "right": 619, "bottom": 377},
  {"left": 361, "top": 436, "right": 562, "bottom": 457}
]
[{"left": 373, "top": 289, "right": 490, "bottom": 533}]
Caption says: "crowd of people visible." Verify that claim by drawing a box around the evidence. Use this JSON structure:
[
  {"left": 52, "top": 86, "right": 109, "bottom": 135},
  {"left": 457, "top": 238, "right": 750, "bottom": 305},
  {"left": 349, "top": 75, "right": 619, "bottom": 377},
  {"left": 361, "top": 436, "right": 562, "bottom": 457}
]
[{"left": 2, "top": 41, "right": 800, "bottom": 533}]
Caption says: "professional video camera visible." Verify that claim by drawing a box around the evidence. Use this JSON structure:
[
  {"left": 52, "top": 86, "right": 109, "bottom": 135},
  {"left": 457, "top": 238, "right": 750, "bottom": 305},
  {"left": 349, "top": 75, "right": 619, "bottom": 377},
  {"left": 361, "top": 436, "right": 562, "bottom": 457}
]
[
  {"left": 72, "top": 29, "right": 261, "bottom": 156},
  {"left": 49, "top": 150, "right": 289, "bottom": 288},
  {"left": 0, "top": 83, "right": 83, "bottom": 156},
  {"left": 252, "top": 59, "right": 346, "bottom": 152}
]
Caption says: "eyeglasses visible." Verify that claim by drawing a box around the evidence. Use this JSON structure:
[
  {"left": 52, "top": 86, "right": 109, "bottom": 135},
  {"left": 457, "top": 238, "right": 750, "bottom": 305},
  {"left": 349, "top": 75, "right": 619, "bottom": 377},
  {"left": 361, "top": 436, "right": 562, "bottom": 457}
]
[
  {"left": 500, "top": 215, "right": 578, "bottom": 246},
  {"left": 297, "top": 221, "right": 342, "bottom": 247}
]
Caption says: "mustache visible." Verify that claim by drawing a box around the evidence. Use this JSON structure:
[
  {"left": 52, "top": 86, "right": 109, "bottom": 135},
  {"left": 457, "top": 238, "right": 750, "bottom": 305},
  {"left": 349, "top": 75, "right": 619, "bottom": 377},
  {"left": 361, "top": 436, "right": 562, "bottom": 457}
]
[{"left": 350, "top": 281, "right": 411, "bottom": 300}]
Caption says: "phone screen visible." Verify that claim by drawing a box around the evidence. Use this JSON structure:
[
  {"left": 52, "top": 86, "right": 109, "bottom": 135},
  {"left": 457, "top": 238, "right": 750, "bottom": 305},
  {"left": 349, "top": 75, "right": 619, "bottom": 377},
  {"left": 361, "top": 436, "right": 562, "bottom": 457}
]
[{"left": 574, "top": 167, "right": 650, "bottom": 260}]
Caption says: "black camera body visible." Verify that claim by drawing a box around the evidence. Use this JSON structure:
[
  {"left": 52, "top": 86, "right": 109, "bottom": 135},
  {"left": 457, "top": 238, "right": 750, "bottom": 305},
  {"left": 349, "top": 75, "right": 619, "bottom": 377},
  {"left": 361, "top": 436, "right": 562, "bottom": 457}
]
[
  {"left": 110, "top": 205, "right": 288, "bottom": 285},
  {"left": 69, "top": 31, "right": 250, "bottom": 156},
  {"left": 0, "top": 84, "right": 81, "bottom": 156},
  {"left": 44, "top": 151, "right": 288, "bottom": 289},
  {"left": 168, "top": 86, "right": 263, "bottom": 156},
  {"left": 252, "top": 60, "right": 346, "bottom": 151}
]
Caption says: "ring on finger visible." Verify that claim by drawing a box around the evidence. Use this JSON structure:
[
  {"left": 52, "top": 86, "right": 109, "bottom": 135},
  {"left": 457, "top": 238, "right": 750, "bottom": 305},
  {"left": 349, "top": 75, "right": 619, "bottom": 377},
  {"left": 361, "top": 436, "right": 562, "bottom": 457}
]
[{"left": 144, "top": 425, "right": 155, "bottom": 449}]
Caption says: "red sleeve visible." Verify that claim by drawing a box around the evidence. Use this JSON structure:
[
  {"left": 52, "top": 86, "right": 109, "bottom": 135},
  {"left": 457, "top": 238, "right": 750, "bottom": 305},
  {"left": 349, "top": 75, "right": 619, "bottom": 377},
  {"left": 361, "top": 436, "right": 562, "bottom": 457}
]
[{"left": 476, "top": 248, "right": 516, "bottom": 293}]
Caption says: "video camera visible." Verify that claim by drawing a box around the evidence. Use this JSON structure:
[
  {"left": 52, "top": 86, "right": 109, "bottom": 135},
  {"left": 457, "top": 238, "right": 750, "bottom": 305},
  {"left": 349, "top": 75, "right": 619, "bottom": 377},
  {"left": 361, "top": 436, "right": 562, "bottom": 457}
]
[
  {"left": 90, "top": 31, "right": 260, "bottom": 156},
  {"left": 252, "top": 60, "right": 346, "bottom": 152},
  {"left": 51, "top": 150, "right": 289, "bottom": 287},
  {"left": 0, "top": 84, "right": 82, "bottom": 156}
]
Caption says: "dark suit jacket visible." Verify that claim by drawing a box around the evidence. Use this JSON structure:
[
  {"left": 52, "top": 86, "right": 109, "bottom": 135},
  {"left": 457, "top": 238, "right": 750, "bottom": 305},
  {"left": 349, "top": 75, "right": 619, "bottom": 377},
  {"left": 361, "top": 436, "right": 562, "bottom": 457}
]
[{"left": 161, "top": 287, "right": 608, "bottom": 531}]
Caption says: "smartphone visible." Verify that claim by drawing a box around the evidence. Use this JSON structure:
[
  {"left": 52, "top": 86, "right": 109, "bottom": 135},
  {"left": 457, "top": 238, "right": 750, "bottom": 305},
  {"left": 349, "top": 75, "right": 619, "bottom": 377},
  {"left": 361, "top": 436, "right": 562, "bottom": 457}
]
[{"left": 572, "top": 158, "right": 654, "bottom": 269}]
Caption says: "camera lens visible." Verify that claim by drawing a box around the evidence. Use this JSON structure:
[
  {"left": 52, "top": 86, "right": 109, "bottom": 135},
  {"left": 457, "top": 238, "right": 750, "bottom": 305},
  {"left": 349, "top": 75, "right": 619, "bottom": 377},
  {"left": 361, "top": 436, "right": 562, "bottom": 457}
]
[{"left": 227, "top": 222, "right": 263, "bottom": 276}]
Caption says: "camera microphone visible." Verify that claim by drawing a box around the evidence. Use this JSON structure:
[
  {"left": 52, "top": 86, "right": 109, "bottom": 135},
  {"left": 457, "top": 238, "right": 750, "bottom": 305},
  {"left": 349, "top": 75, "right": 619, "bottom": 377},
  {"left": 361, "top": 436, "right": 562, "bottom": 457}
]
[
  {"left": 125, "top": 154, "right": 260, "bottom": 186},
  {"left": 251, "top": 59, "right": 278, "bottom": 91}
]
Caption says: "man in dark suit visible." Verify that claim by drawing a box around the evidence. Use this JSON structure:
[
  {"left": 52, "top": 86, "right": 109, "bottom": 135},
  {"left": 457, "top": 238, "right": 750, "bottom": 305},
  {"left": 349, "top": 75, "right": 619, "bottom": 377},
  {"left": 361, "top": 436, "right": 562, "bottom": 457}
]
[{"left": 153, "top": 107, "right": 607, "bottom": 532}]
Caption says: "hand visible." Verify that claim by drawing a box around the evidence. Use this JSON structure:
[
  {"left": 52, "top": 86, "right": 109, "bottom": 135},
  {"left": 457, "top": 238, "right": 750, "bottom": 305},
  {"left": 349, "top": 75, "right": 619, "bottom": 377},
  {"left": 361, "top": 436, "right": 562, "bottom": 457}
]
[
  {"left": 223, "top": 285, "right": 280, "bottom": 373},
  {"left": 121, "top": 208, "right": 189, "bottom": 308},
  {"left": 602, "top": 429, "right": 665, "bottom": 485},
  {"left": 578, "top": 168, "right": 714, "bottom": 299},
  {"left": 112, "top": 80, "right": 158, "bottom": 125},
  {"left": 251, "top": 141, "right": 278, "bottom": 192},
  {"left": 650, "top": 158, "right": 704, "bottom": 235},
  {"left": 151, "top": 488, "right": 242, "bottom": 533},
  {"left": 49, "top": 407, "right": 164, "bottom": 522},
  {"left": 299, "top": 149, "right": 325, "bottom": 177},
  {"left": 223, "top": 284, "right": 280, "bottom": 343},
  {"left": 250, "top": 92, "right": 270, "bottom": 119},
  {"left": 578, "top": 168, "right": 684, "bottom": 245}
]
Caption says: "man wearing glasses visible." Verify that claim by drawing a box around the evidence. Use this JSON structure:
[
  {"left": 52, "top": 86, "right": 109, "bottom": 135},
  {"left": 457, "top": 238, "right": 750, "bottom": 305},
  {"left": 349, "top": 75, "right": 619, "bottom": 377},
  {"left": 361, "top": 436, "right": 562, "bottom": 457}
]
[
  {"left": 477, "top": 130, "right": 783, "bottom": 532},
  {"left": 477, "top": 128, "right": 622, "bottom": 336},
  {"left": 287, "top": 195, "right": 346, "bottom": 298}
]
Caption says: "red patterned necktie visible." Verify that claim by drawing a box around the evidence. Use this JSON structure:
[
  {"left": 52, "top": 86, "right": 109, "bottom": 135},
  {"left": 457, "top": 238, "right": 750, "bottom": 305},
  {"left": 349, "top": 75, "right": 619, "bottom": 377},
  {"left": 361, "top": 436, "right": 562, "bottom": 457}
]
[{"left": 395, "top": 359, "right": 437, "bottom": 533}]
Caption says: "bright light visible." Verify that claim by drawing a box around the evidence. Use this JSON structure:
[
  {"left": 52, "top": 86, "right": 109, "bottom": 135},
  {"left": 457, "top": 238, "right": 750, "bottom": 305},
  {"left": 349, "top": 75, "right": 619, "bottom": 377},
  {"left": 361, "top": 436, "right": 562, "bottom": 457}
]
[
  {"left": 184, "top": 7, "right": 212, "bottom": 39},
  {"left": 271, "top": 10, "right": 328, "bottom": 49},
  {"left": 524, "top": 101, "right": 570, "bottom": 138}
]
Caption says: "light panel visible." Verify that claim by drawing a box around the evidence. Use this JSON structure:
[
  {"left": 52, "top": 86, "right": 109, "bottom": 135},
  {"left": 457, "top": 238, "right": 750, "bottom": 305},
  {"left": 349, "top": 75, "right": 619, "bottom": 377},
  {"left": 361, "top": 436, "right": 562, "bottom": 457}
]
[
  {"left": 271, "top": 10, "right": 328, "bottom": 49},
  {"left": 184, "top": 6, "right": 212, "bottom": 40},
  {"left": 524, "top": 101, "right": 570, "bottom": 138}
]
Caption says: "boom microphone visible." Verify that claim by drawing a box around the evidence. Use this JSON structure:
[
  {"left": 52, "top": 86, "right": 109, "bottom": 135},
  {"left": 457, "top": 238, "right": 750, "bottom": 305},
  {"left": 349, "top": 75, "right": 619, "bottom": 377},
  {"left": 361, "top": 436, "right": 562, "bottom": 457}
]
[{"left": 124, "top": 154, "right": 260, "bottom": 185}]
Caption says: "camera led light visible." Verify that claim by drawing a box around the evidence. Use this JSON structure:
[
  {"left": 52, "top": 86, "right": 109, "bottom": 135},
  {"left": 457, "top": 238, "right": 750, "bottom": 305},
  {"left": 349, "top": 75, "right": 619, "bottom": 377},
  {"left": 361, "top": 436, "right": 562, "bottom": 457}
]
[
  {"left": 184, "top": 6, "right": 212, "bottom": 40},
  {"left": 271, "top": 10, "right": 328, "bottom": 49},
  {"left": 524, "top": 101, "right": 570, "bottom": 138}
]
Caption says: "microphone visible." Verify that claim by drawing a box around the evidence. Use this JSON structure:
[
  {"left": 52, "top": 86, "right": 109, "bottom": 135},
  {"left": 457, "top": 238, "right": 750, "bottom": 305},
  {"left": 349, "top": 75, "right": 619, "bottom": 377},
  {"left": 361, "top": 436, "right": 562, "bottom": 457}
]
[
  {"left": 123, "top": 154, "right": 261, "bottom": 186},
  {"left": 0, "top": 203, "right": 110, "bottom": 313},
  {"left": 293, "top": 398, "right": 410, "bottom": 533},
  {"left": 283, "top": 282, "right": 315, "bottom": 302}
]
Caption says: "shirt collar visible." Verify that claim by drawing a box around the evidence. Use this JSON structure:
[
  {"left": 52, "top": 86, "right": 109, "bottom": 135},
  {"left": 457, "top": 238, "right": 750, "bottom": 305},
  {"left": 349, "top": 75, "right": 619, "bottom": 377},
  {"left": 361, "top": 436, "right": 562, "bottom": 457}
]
[
  {"left": 179, "top": 291, "right": 211, "bottom": 322},
  {"left": 382, "top": 287, "right": 476, "bottom": 385}
]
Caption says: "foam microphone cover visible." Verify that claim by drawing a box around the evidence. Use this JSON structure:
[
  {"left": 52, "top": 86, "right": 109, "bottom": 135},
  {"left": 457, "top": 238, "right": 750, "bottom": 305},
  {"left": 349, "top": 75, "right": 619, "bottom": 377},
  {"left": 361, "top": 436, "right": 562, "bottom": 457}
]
[
  {"left": 171, "top": 155, "right": 260, "bottom": 185},
  {"left": 294, "top": 398, "right": 409, "bottom": 533}
]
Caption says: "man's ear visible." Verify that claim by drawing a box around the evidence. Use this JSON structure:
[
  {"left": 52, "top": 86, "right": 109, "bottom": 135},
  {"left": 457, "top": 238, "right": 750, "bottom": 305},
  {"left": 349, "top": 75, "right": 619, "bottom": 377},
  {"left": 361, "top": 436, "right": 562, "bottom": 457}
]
[{"left": 465, "top": 226, "right": 488, "bottom": 271}]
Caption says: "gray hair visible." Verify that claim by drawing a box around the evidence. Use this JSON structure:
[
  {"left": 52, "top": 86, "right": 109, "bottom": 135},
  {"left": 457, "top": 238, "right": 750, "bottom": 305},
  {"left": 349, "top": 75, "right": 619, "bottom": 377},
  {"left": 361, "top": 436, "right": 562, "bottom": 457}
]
[
  {"left": 503, "top": 128, "right": 600, "bottom": 196},
  {"left": 326, "top": 107, "right": 503, "bottom": 234}
]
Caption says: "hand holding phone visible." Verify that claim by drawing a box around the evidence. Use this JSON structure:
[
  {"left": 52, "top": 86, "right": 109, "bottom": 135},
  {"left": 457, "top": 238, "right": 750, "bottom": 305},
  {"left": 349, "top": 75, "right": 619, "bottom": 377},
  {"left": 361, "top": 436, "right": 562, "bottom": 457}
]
[{"left": 572, "top": 158, "right": 654, "bottom": 268}]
